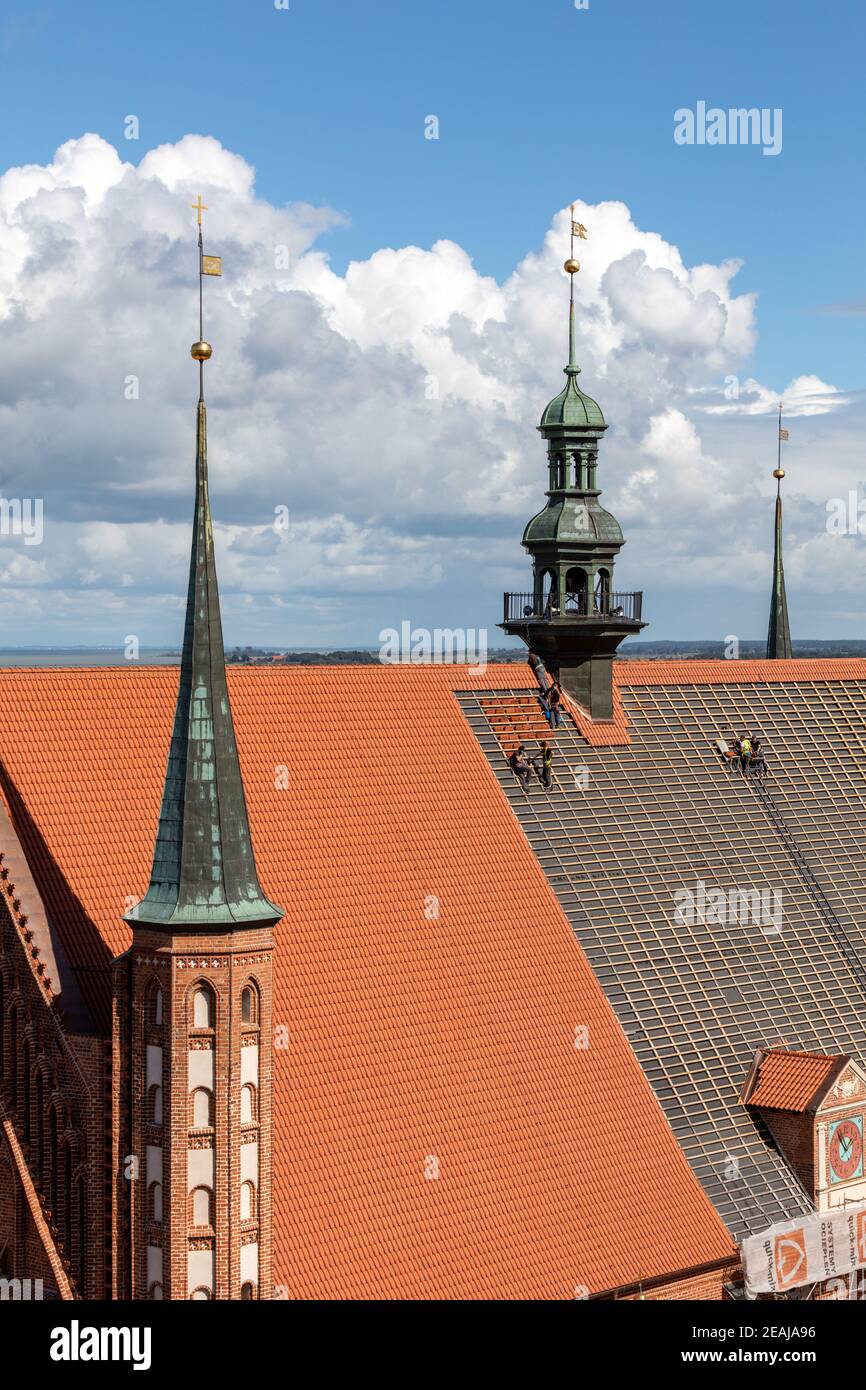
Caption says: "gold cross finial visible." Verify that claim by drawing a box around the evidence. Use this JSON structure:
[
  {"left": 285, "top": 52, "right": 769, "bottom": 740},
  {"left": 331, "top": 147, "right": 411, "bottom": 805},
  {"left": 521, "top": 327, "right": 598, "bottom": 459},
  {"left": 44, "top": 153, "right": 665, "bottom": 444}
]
[{"left": 191, "top": 194, "right": 208, "bottom": 226}]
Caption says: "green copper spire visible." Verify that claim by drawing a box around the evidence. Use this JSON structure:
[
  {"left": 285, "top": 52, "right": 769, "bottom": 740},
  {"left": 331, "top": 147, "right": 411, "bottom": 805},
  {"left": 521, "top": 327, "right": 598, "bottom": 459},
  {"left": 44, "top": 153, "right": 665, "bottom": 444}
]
[
  {"left": 129, "top": 206, "right": 282, "bottom": 931},
  {"left": 766, "top": 465, "right": 793, "bottom": 660},
  {"left": 501, "top": 208, "right": 646, "bottom": 722},
  {"left": 541, "top": 225, "right": 605, "bottom": 430}
]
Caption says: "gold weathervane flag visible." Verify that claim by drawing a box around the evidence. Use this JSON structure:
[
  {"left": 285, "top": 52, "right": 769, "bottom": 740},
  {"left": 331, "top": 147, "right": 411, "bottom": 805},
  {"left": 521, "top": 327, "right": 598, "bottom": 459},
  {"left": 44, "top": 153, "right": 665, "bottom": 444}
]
[
  {"left": 779, "top": 427, "right": 789, "bottom": 441},
  {"left": 201, "top": 254, "right": 222, "bottom": 277},
  {"left": 572, "top": 220, "right": 588, "bottom": 240}
]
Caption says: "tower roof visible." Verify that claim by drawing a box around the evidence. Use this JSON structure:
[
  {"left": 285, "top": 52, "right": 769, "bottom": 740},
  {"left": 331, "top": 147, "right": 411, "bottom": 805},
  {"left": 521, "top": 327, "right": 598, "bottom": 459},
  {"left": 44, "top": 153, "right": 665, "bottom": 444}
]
[
  {"left": 129, "top": 210, "right": 281, "bottom": 931},
  {"left": 539, "top": 297, "right": 605, "bottom": 431}
]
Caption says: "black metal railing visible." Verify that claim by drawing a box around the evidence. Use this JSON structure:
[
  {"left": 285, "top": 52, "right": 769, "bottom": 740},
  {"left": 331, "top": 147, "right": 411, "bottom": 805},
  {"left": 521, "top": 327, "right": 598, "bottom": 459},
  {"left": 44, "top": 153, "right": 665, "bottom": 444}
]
[{"left": 502, "top": 590, "right": 643, "bottom": 623}]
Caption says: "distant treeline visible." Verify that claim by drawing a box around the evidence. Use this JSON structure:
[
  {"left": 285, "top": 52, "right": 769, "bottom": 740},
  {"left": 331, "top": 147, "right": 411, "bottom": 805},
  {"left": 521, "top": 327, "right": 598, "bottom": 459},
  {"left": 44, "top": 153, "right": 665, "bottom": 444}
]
[{"left": 226, "top": 640, "right": 866, "bottom": 666}]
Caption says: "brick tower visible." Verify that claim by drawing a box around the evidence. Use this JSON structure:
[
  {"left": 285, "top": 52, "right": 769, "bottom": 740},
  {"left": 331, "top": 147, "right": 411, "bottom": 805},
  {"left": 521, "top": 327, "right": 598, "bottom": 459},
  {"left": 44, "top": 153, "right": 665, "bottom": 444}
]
[{"left": 120, "top": 206, "right": 283, "bottom": 1300}]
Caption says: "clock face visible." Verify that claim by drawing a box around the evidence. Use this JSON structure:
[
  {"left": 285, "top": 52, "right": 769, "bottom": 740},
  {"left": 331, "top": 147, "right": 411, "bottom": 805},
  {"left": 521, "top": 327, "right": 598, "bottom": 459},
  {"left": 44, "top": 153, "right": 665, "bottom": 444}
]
[{"left": 828, "top": 1115, "right": 864, "bottom": 1184}]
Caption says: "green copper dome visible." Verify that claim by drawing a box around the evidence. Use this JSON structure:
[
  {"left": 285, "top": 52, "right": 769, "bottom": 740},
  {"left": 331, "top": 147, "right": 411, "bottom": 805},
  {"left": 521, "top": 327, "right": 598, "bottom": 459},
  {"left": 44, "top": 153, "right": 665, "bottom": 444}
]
[{"left": 540, "top": 365, "right": 606, "bottom": 429}]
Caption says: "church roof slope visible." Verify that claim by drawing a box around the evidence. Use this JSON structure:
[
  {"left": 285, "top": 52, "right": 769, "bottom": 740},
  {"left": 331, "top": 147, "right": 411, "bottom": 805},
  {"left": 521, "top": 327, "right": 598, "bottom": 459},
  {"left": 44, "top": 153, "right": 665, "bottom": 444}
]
[
  {"left": 464, "top": 657, "right": 866, "bottom": 1241},
  {"left": 0, "top": 663, "right": 734, "bottom": 1299}
]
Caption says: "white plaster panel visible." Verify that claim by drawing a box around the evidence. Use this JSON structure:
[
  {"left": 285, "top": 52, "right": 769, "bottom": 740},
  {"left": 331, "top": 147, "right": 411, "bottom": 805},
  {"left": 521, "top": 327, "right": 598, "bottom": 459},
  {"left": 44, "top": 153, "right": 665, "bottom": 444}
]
[
  {"left": 240, "top": 1140, "right": 258, "bottom": 1185},
  {"left": 188, "top": 1047, "right": 214, "bottom": 1090},
  {"left": 187, "top": 1146, "right": 215, "bottom": 1192},
  {"left": 146, "top": 1045, "right": 163, "bottom": 1089},
  {"left": 145, "top": 1145, "right": 163, "bottom": 1185},
  {"left": 146, "top": 1246, "right": 163, "bottom": 1286},
  {"left": 240, "top": 1043, "right": 259, "bottom": 1087},
  {"left": 240, "top": 1242, "right": 258, "bottom": 1286},
  {"left": 187, "top": 1248, "right": 214, "bottom": 1295}
]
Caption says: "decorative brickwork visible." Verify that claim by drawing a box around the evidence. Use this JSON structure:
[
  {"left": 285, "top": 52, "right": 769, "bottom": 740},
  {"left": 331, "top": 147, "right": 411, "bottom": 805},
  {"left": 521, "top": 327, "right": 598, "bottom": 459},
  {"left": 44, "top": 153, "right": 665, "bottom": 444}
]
[{"left": 124, "top": 927, "right": 273, "bottom": 1300}]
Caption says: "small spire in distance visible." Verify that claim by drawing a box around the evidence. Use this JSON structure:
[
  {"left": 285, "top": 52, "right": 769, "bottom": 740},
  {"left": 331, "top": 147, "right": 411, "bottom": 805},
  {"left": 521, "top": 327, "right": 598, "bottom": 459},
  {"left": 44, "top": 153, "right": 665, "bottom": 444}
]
[{"left": 767, "top": 404, "right": 793, "bottom": 659}]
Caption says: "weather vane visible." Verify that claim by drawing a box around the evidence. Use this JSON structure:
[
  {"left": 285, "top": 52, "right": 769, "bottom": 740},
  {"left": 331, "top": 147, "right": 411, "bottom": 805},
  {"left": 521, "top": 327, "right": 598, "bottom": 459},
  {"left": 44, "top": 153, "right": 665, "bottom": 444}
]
[
  {"left": 563, "top": 204, "right": 589, "bottom": 368},
  {"left": 190, "top": 194, "right": 222, "bottom": 396},
  {"left": 774, "top": 401, "right": 789, "bottom": 492}
]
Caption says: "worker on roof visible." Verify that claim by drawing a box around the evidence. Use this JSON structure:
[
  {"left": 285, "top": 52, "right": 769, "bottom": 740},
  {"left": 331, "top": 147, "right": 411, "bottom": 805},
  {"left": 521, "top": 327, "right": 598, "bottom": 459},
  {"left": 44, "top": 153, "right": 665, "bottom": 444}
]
[
  {"left": 751, "top": 737, "right": 767, "bottom": 777},
  {"left": 533, "top": 741, "right": 554, "bottom": 790},
  {"left": 739, "top": 734, "right": 752, "bottom": 773},
  {"left": 528, "top": 651, "right": 551, "bottom": 699},
  {"left": 508, "top": 744, "right": 533, "bottom": 791},
  {"left": 545, "top": 681, "right": 563, "bottom": 729}
]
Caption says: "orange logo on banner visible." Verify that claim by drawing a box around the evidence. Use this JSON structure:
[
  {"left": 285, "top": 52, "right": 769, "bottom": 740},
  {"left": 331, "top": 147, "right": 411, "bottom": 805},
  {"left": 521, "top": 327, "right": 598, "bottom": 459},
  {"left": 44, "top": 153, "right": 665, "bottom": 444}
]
[
  {"left": 857, "top": 1212, "right": 866, "bottom": 1264},
  {"left": 774, "top": 1229, "right": 807, "bottom": 1289}
]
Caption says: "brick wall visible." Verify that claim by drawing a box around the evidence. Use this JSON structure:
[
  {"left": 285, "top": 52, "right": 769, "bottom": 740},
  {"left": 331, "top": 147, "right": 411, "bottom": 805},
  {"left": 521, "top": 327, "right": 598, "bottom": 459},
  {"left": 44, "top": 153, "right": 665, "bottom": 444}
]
[{"left": 0, "top": 894, "right": 108, "bottom": 1298}]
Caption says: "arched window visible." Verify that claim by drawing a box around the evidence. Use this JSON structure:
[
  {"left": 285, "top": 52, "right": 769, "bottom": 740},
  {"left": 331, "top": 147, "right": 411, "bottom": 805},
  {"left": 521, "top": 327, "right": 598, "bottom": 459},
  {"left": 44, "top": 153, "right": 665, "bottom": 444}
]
[
  {"left": 48, "top": 1106, "right": 59, "bottom": 1214},
  {"left": 76, "top": 1181, "right": 86, "bottom": 1290},
  {"left": 63, "top": 1143, "right": 73, "bottom": 1253},
  {"left": 240, "top": 1180, "right": 256, "bottom": 1221},
  {"left": 8, "top": 1006, "right": 19, "bottom": 1104},
  {"left": 241, "top": 1282, "right": 256, "bottom": 1300},
  {"left": 149, "top": 1181, "right": 163, "bottom": 1223},
  {"left": 192, "top": 985, "right": 213, "bottom": 1030},
  {"left": 22, "top": 1039, "right": 31, "bottom": 1139},
  {"left": 190, "top": 1287, "right": 211, "bottom": 1300},
  {"left": 191, "top": 1187, "right": 212, "bottom": 1227},
  {"left": 149, "top": 1084, "right": 163, "bottom": 1127},
  {"left": 149, "top": 1282, "right": 164, "bottom": 1300},
  {"left": 35, "top": 1071, "right": 45, "bottom": 1184},
  {"left": 191, "top": 1088, "right": 213, "bottom": 1129},
  {"left": 594, "top": 567, "right": 610, "bottom": 615},
  {"left": 565, "top": 566, "right": 589, "bottom": 616},
  {"left": 241, "top": 984, "right": 259, "bottom": 1025},
  {"left": 240, "top": 1084, "right": 257, "bottom": 1125},
  {"left": 147, "top": 982, "right": 163, "bottom": 1027},
  {"left": 540, "top": 569, "right": 559, "bottom": 617}
]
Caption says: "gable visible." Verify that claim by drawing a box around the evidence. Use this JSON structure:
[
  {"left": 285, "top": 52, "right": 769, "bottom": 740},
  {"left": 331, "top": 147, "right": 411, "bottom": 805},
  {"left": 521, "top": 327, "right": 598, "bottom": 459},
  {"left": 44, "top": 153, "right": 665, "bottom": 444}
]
[{"left": 816, "top": 1061, "right": 866, "bottom": 1115}]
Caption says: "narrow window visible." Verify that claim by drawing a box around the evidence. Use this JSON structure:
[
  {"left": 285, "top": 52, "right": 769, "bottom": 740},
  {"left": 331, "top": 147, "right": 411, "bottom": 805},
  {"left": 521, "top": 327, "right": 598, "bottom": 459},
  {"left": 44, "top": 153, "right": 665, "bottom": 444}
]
[
  {"left": 240, "top": 1084, "right": 257, "bottom": 1125},
  {"left": 192, "top": 1088, "right": 213, "bottom": 1128},
  {"left": 192, "top": 1186, "right": 212, "bottom": 1227},
  {"left": 192, "top": 987, "right": 213, "bottom": 1029},
  {"left": 240, "top": 1180, "right": 256, "bottom": 1220}
]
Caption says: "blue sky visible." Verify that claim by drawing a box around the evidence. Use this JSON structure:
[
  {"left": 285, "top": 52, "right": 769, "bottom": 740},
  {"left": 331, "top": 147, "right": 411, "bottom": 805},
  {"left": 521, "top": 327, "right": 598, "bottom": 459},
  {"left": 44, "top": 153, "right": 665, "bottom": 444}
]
[
  {"left": 0, "top": 0, "right": 864, "bottom": 647},
  {"left": 2, "top": 0, "right": 862, "bottom": 388}
]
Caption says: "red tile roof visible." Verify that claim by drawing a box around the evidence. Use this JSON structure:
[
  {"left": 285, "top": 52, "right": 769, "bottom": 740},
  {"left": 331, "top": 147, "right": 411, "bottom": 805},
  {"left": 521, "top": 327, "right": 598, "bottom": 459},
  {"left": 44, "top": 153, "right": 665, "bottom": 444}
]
[
  {"left": 0, "top": 664, "right": 735, "bottom": 1298},
  {"left": 744, "top": 1049, "right": 847, "bottom": 1113},
  {"left": 615, "top": 657, "right": 866, "bottom": 686}
]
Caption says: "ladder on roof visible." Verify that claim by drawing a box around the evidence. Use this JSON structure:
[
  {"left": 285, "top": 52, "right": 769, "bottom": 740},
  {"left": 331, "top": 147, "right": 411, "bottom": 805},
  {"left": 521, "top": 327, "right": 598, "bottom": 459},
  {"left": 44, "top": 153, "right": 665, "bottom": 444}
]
[{"left": 747, "top": 776, "right": 866, "bottom": 999}]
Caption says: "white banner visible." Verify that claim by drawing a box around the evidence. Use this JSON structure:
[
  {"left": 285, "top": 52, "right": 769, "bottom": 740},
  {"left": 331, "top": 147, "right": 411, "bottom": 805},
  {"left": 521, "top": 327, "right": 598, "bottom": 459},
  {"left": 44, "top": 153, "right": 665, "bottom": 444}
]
[{"left": 741, "top": 1203, "right": 866, "bottom": 1296}]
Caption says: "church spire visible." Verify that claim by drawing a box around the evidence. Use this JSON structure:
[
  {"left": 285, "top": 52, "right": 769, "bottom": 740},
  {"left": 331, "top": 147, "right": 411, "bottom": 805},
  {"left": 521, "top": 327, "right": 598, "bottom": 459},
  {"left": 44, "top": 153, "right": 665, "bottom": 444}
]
[
  {"left": 130, "top": 200, "right": 282, "bottom": 930},
  {"left": 766, "top": 406, "right": 793, "bottom": 659},
  {"left": 500, "top": 207, "right": 646, "bottom": 721}
]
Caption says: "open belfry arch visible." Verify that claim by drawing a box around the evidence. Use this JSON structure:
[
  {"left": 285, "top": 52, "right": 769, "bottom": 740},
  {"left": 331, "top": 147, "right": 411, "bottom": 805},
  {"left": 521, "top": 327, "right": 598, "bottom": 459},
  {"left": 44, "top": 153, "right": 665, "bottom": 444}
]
[{"left": 116, "top": 203, "right": 282, "bottom": 1301}]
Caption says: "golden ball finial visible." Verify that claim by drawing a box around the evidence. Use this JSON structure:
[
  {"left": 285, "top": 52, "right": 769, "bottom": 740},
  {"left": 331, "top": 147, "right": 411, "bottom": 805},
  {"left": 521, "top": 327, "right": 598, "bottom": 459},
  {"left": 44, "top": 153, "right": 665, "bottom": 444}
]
[
  {"left": 773, "top": 467, "right": 785, "bottom": 480},
  {"left": 564, "top": 258, "right": 580, "bottom": 274},
  {"left": 191, "top": 340, "right": 213, "bottom": 362}
]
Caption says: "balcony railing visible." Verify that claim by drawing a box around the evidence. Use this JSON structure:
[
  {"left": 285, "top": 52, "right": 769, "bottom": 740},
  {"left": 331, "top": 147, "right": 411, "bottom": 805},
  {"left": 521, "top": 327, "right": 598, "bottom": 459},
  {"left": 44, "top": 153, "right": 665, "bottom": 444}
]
[{"left": 502, "top": 590, "right": 643, "bottom": 624}]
